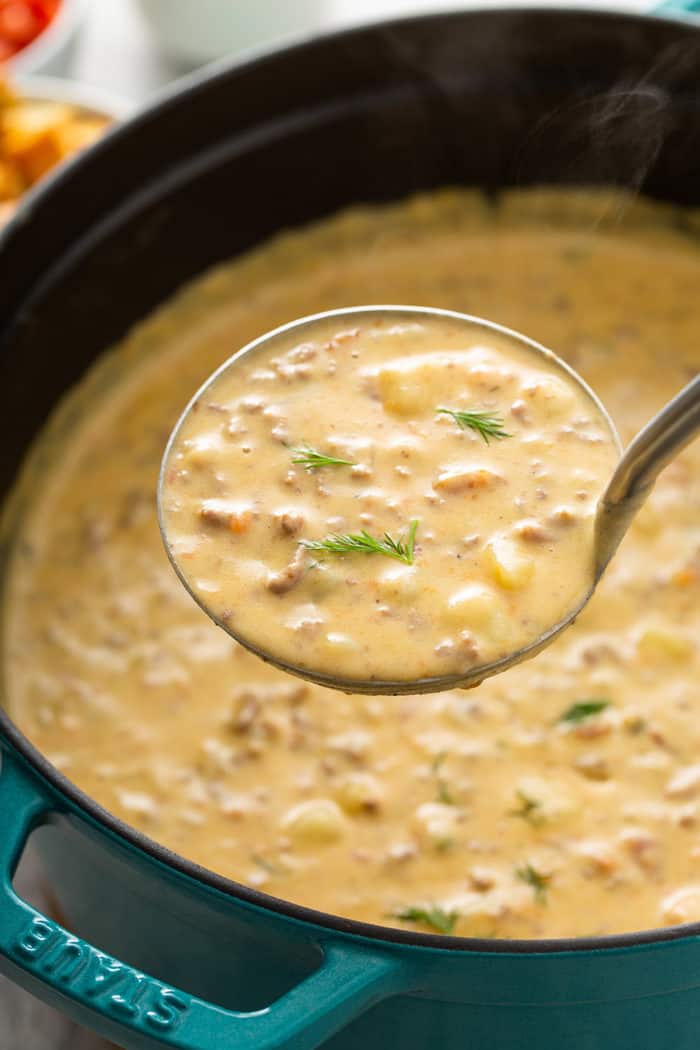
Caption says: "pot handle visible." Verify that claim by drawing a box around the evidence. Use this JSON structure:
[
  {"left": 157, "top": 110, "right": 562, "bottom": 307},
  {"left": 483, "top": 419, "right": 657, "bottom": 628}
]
[
  {"left": 652, "top": 1, "right": 700, "bottom": 13},
  {"left": 0, "top": 747, "right": 411, "bottom": 1050}
]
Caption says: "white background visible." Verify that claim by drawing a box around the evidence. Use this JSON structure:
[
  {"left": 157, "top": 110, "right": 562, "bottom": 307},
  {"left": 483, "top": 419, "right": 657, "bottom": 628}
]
[{"left": 74, "top": 0, "right": 654, "bottom": 104}]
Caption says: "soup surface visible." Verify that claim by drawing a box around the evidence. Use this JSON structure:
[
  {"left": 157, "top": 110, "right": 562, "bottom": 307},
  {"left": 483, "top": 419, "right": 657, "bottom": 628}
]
[
  {"left": 4, "top": 189, "right": 700, "bottom": 939},
  {"left": 161, "top": 309, "right": 617, "bottom": 690}
]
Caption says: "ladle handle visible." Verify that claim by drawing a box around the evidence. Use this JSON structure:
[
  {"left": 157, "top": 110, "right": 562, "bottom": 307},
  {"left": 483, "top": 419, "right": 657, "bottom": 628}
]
[{"left": 595, "top": 373, "right": 700, "bottom": 578}]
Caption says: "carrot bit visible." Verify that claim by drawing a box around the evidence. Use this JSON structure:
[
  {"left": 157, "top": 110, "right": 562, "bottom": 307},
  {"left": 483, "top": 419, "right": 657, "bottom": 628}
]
[
  {"left": 229, "top": 509, "right": 252, "bottom": 535},
  {"left": 672, "top": 567, "right": 698, "bottom": 588}
]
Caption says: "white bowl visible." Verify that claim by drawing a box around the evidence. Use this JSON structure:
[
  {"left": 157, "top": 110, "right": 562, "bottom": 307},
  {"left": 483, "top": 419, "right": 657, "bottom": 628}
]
[
  {"left": 12, "top": 75, "right": 134, "bottom": 122},
  {"left": 7, "top": 0, "right": 89, "bottom": 77},
  {"left": 136, "top": 0, "right": 327, "bottom": 66}
]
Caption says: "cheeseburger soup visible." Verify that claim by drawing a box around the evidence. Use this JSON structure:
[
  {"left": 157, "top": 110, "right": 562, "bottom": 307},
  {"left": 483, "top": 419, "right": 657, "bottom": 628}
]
[
  {"left": 4, "top": 189, "right": 700, "bottom": 938},
  {"left": 161, "top": 310, "right": 618, "bottom": 689}
]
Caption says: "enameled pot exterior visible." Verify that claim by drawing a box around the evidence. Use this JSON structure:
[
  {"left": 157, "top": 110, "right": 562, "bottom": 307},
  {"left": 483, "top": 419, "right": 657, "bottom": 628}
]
[
  {"left": 2, "top": 4, "right": 700, "bottom": 1047},
  {"left": 4, "top": 745, "right": 700, "bottom": 1050}
]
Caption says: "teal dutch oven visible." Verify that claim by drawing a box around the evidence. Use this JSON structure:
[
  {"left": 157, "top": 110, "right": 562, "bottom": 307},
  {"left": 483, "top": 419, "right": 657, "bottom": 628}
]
[{"left": 2, "top": 3, "right": 700, "bottom": 1046}]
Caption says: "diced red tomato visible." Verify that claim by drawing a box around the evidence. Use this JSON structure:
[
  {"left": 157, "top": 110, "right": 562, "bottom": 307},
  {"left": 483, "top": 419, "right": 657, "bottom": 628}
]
[
  {"left": 0, "top": 0, "right": 60, "bottom": 60},
  {"left": 0, "top": 4, "right": 43, "bottom": 46}
]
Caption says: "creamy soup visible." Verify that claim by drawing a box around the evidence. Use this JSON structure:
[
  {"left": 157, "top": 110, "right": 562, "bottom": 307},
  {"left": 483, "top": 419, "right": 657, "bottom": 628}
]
[
  {"left": 4, "top": 189, "right": 700, "bottom": 939},
  {"left": 161, "top": 310, "right": 617, "bottom": 689}
]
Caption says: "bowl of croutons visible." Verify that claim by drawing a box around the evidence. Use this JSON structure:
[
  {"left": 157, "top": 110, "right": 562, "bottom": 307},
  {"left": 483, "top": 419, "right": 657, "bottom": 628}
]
[{"left": 0, "top": 74, "right": 130, "bottom": 227}]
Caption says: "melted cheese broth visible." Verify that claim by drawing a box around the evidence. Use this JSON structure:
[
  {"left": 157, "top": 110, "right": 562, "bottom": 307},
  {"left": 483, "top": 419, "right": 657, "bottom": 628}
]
[
  {"left": 4, "top": 190, "right": 700, "bottom": 939},
  {"left": 161, "top": 311, "right": 617, "bottom": 689}
]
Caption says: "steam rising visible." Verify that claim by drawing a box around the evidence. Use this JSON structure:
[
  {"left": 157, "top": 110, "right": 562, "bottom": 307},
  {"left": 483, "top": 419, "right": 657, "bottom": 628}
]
[
  {"left": 370, "top": 16, "right": 700, "bottom": 224},
  {"left": 519, "top": 85, "right": 671, "bottom": 192}
]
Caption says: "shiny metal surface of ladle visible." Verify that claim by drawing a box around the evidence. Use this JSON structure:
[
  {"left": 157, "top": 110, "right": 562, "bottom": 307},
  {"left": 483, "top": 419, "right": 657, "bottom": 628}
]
[
  {"left": 158, "top": 306, "right": 698, "bottom": 695},
  {"left": 594, "top": 371, "right": 700, "bottom": 580}
]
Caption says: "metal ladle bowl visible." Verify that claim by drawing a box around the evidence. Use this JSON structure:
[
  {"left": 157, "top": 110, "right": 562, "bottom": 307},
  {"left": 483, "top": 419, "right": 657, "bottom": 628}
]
[{"left": 158, "top": 306, "right": 699, "bottom": 695}]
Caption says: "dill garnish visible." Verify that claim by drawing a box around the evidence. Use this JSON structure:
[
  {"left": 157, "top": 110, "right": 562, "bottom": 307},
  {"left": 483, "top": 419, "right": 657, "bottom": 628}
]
[
  {"left": 394, "top": 905, "right": 458, "bottom": 934},
  {"left": 431, "top": 752, "right": 447, "bottom": 775},
  {"left": 515, "top": 863, "right": 551, "bottom": 904},
  {"left": 557, "top": 699, "right": 610, "bottom": 726},
  {"left": 437, "top": 407, "right": 511, "bottom": 444},
  {"left": 251, "top": 853, "right": 285, "bottom": 876},
  {"left": 437, "top": 781, "right": 455, "bottom": 805},
  {"left": 509, "top": 789, "right": 545, "bottom": 827},
  {"left": 302, "top": 519, "right": 418, "bottom": 565},
  {"left": 626, "top": 716, "right": 647, "bottom": 735},
  {"left": 431, "top": 752, "right": 455, "bottom": 805},
  {"left": 291, "top": 444, "right": 355, "bottom": 471}
]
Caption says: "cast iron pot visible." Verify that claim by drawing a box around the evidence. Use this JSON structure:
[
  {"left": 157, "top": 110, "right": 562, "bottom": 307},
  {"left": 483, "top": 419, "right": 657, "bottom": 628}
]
[{"left": 2, "top": 3, "right": 700, "bottom": 1047}]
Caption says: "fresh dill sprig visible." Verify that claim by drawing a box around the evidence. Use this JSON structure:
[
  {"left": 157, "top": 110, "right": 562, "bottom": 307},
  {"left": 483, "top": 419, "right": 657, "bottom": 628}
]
[
  {"left": 557, "top": 699, "right": 610, "bottom": 726},
  {"left": 509, "top": 790, "right": 545, "bottom": 827},
  {"left": 291, "top": 444, "right": 355, "bottom": 471},
  {"left": 431, "top": 751, "right": 455, "bottom": 805},
  {"left": 515, "top": 863, "right": 551, "bottom": 904},
  {"left": 626, "top": 717, "right": 647, "bottom": 736},
  {"left": 437, "top": 780, "right": 455, "bottom": 805},
  {"left": 394, "top": 905, "right": 458, "bottom": 934},
  {"left": 437, "top": 406, "right": 512, "bottom": 444},
  {"left": 431, "top": 752, "right": 448, "bottom": 775},
  {"left": 251, "top": 853, "right": 285, "bottom": 876},
  {"left": 302, "top": 519, "right": 419, "bottom": 565}
]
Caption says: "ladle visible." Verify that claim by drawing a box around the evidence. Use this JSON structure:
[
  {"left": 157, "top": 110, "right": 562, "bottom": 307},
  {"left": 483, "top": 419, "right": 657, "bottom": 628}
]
[{"left": 158, "top": 306, "right": 700, "bottom": 694}]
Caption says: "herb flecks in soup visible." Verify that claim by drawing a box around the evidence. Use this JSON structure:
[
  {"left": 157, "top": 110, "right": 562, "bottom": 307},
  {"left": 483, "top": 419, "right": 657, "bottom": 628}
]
[
  {"left": 161, "top": 314, "right": 617, "bottom": 687},
  {"left": 5, "top": 189, "right": 700, "bottom": 939}
]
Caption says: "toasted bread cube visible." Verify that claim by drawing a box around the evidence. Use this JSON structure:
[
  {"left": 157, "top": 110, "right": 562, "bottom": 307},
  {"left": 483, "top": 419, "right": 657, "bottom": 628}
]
[
  {"left": 0, "top": 158, "right": 23, "bottom": 200},
  {"left": 2, "top": 102, "right": 72, "bottom": 183},
  {"left": 54, "top": 116, "right": 109, "bottom": 157},
  {"left": 0, "top": 79, "right": 17, "bottom": 110}
]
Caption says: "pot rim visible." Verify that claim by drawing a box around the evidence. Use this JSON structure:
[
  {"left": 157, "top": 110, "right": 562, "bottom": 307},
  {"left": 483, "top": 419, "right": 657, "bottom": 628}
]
[{"left": 2, "top": 2, "right": 700, "bottom": 957}]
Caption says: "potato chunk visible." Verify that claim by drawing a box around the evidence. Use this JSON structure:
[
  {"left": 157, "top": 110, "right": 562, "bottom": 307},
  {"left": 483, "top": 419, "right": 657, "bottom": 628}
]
[
  {"left": 282, "top": 799, "right": 346, "bottom": 844},
  {"left": 376, "top": 565, "right": 418, "bottom": 600},
  {"left": 336, "top": 772, "right": 383, "bottom": 814},
  {"left": 661, "top": 886, "right": 700, "bottom": 926},
  {"left": 637, "top": 626, "right": 694, "bottom": 663},
  {"left": 444, "top": 583, "right": 505, "bottom": 632},
  {"left": 413, "top": 802, "right": 461, "bottom": 850},
  {"left": 521, "top": 375, "right": 575, "bottom": 419},
  {"left": 373, "top": 351, "right": 474, "bottom": 416},
  {"left": 485, "top": 536, "right": 534, "bottom": 590}
]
